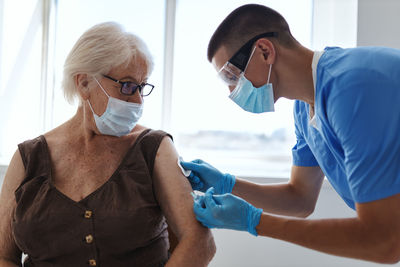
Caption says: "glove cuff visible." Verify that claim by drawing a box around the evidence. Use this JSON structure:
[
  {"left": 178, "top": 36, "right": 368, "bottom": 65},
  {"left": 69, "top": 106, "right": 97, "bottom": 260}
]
[
  {"left": 223, "top": 173, "right": 236, "bottom": 194},
  {"left": 247, "top": 205, "right": 263, "bottom": 236}
]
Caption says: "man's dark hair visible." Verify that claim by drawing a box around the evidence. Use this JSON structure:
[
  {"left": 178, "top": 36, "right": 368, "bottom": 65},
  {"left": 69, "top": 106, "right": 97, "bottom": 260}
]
[{"left": 207, "top": 4, "right": 298, "bottom": 62}]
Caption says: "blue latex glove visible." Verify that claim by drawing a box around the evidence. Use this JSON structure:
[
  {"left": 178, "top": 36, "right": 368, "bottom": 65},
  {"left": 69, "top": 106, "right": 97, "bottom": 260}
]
[
  {"left": 180, "top": 159, "right": 235, "bottom": 194},
  {"left": 192, "top": 187, "right": 263, "bottom": 236}
]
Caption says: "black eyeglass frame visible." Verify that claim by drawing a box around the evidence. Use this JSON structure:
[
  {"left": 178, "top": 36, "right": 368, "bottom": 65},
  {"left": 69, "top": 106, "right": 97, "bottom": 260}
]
[
  {"left": 102, "top": 74, "right": 155, "bottom": 97},
  {"left": 228, "top": 32, "right": 278, "bottom": 72}
]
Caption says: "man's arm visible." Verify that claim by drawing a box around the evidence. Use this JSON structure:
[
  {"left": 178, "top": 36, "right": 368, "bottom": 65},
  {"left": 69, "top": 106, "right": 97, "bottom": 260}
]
[
  {"left": 153, "top": 137, "right": 216, "bottom": 266},
  {"left": 256, "top": 193, "right": 400, "bottom": 264},
  {"left": 233, "top": 165, "right": 324, "bottom": 217},
  {"left": 0, "top": 150, "right": 24, "bottom": 267}
]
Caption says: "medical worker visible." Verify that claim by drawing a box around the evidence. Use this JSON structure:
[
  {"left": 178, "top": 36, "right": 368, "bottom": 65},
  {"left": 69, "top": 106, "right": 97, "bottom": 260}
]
[{"left": 181, "top": 4, "right": 400, "bottom": 263}]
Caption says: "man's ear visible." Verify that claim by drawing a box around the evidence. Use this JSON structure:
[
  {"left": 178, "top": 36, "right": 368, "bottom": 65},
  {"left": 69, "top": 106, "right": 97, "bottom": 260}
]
[
  {"left": 256, "top": 38, "right": 276, "bottom": 65},
  {"left": 75, "top": 74, "right": 90, "bottom": 100}
]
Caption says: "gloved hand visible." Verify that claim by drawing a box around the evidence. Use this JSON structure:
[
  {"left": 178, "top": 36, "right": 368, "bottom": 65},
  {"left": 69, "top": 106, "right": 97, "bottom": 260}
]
[
  {"left": 192, "top": 188, "right": 263, "bottom": 236},
  {"left": 180, "top": 159, "right": 235, "bottom": 194}
]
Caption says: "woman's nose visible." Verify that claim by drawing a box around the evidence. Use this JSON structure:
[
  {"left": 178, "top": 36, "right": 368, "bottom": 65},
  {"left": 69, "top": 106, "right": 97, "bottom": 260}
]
[{"left": 131, "top": 91, "right": 143, "bottom": 104}]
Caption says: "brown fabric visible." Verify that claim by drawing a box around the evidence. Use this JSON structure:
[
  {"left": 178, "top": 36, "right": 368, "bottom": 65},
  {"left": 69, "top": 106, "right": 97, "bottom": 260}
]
[{"left": 12, "top": 129, "right": 172, "bottom": 267}]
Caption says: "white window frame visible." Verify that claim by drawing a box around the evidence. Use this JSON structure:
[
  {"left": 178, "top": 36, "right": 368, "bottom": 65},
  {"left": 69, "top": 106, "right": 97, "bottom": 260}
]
[
  {"left": 40, "top": 0, "right": 58, "bottom": 132},
  {"left": 0, "top": 0, "right": 45, "bottom": 166},
  {"left": 160, "top": 0, "right": 176, "bottom": 132},
  {"left": 0, "top": 0, "right": 3, "bottom": 96},
  {"left": 311, "top": 0, "right": 357, "bottom": 50}
]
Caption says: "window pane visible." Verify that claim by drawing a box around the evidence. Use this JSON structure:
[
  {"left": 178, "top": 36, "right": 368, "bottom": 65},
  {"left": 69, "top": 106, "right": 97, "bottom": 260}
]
[
  {"left": 172, "top": 0, "right": 312, "bottom": 178},
  {"left": 0, "top": 0, "right": 43, "bottom": 164},
  {"left": 52, "top": 0, "right": 165, "bottom": 130}
]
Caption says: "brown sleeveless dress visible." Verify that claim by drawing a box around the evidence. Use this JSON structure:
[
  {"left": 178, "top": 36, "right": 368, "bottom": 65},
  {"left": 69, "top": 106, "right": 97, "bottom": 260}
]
[{"left": 12, "top": 129, "right": 171, "bottom": 267}]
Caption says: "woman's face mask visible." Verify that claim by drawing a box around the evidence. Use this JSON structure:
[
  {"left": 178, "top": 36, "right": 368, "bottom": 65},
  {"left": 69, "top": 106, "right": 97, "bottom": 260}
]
[{"left": 87, "top": 77, "right": 143, "bottom": 137}]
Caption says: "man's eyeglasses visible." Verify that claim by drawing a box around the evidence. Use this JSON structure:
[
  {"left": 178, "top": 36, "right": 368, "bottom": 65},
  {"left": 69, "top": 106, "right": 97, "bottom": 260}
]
[
  {"left": 218, "top": 32, "right": 278, "bottom": 86},
  {"left": 102, "top": 75, "right": 155, "bottom": 97}
]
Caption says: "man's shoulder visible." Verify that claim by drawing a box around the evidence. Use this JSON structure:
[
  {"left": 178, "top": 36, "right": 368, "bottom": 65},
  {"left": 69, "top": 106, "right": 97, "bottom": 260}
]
[
  {"left": 320, "top": 46, "right": 400, "bottom": 76},
  {"left": 317, "top": 46, "right": 400, "bottom": 99}
]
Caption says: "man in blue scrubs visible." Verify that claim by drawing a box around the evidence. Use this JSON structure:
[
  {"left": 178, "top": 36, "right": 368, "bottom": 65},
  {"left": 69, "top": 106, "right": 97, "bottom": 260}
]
[{"left": 181, "top": 4, "right": 400, "bottom": 263}]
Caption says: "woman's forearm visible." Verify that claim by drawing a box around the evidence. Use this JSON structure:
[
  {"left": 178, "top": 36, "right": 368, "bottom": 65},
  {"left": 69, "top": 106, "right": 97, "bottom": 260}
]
[{"left": 166, "top": 231, "right": 216, "bottom": 267}]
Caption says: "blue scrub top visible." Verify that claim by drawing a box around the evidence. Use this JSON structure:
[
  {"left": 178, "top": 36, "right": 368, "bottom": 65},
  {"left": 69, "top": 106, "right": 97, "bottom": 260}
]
[{"left": 292, "top": 46, "right": 400, "bottom": 209}]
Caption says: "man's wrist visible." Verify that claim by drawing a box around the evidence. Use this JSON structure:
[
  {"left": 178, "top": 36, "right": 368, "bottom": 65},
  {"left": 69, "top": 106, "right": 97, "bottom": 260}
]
[
  {"left": 223, "top": 173, "right": 236, "bottom": 193},
  {"left": 247, "top": 205, "right": 263, "bottom": 236}
]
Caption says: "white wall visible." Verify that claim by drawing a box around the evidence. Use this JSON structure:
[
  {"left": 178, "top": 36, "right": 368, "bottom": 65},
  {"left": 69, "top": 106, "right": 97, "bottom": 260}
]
[
  {"left": 357, "top": 0, "right": 400, "bottom": 48},
  {"left": 311, "top": 0, "right": 400, "bottom": 50}
]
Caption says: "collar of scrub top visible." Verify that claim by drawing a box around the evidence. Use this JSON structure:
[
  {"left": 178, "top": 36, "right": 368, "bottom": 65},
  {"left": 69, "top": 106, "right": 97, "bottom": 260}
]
[{"left": 228, "top": 31, "right": 278, "bottom": 71}]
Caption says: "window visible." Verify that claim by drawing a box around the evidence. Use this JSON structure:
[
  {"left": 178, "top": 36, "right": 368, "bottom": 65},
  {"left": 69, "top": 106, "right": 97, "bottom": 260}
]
[
  {"left": 171, "top": 0, "right": 313, "bottom": 178},
  {"left": 0, "top": 0, "right": 43, "bottom": 164},
  {"left": 3, "top": 0, "right": 354, "bottom": 180}
]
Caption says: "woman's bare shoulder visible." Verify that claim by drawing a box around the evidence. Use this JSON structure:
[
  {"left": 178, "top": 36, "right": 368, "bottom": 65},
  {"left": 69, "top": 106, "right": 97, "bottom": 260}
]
[
  {"left": 152, "top": 138, "right": 203, "bottom": 235},
  {"left": 1, "top": 149, "right": 25, "bottom": 193},
  {"left": 0, "top": 149, "right": 23, "bottom": 267}
]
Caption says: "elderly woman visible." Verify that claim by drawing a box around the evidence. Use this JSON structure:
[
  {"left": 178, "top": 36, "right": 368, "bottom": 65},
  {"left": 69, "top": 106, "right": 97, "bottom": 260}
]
[{"left": 0, "top": 22, "right": 215, "bottom": 266}]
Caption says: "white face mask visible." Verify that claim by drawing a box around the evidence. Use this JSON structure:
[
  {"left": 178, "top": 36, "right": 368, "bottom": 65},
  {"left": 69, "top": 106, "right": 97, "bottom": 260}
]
[{"left": 87, "top": 77, "right": 143, "bottom": 137}]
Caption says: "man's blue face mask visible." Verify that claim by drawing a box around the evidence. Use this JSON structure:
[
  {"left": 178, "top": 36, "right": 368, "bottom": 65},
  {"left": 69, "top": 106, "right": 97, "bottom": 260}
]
[
  {"left": 226, "top": 47, "right": 274, "bottom": 113},
  {"left": 217, "top": 32, "right": 277, "bottom": 114}
]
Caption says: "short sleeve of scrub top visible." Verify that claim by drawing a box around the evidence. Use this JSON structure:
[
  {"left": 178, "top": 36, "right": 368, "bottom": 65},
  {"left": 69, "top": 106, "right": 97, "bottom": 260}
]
[
  {"left": 292, "top": 101, "right": 319, "bottom": 167},
  {"left": 323, "top": 48, "right": 400, "bottom": 203}
]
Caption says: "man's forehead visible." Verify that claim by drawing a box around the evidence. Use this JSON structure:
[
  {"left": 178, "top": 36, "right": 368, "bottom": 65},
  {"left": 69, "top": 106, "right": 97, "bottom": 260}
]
[{"left": 211, "top": 45, "right": 232, "bottom": 72}]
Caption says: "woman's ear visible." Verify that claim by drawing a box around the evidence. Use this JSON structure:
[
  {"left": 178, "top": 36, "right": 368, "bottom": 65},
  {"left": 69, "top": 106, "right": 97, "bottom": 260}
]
[
  {"left": 256, "top": 38, "right": 276, "bottom": 65},
  {"left": 75, "top": 74, "right": 90, "bottom": 100}
]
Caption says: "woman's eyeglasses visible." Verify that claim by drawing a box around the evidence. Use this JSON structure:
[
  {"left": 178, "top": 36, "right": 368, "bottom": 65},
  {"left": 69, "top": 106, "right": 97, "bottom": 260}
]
[{"left": 102, "top": 75, "right": 154, "bottom": 97}]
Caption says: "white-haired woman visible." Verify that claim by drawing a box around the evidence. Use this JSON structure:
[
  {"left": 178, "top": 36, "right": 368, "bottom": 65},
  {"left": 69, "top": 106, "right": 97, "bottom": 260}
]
[{"left": 0, "top": 22, "right": 215, "bottom": 267}]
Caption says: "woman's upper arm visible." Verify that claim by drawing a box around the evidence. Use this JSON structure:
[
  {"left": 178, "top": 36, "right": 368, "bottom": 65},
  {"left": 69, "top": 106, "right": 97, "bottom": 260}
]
[
  {"left": 0, "top": 149, "right": 24, "bottom": 263},
  {"left": 152, "top": 137, "right": 208, "bottom": 239}
]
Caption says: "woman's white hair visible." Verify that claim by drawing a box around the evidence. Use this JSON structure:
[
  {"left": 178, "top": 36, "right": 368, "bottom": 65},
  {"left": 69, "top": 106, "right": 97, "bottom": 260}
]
[{"left": 62, "top": 22, "right": 154, "bottom": 104}]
